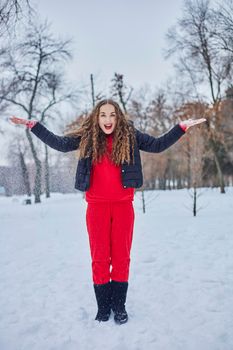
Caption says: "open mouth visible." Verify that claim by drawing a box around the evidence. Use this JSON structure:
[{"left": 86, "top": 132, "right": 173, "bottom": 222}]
[{"left": 104, "top": 124, "right": 112, "bottom": 130}]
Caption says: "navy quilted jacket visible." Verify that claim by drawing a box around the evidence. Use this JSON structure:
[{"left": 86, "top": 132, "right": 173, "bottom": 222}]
[{"left": 30, "top": 121, "right": 186, "bottom": 191}]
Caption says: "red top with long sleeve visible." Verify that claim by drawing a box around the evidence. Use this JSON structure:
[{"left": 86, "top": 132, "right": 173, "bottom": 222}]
[{"left": 85, "top": 133, "right": 134, "bottom": 203}]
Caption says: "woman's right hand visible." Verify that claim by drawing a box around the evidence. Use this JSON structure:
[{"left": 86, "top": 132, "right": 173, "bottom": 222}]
[
  {"left": 9, "top": 116, "right": 28, "bottom": 125},
  {"left": 9, "top": 116, "right": 38, "bottom": 128}
]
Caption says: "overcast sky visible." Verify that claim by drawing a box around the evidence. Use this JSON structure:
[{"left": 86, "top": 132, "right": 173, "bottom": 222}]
[
  {"left": 34, "top": 0, "right": 184, "bottom": 94},
  {"left": 1, "top": 0, "right": 185, "bottom": 165}
]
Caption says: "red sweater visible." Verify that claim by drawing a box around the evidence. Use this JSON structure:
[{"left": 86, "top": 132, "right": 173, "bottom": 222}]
[{"left": 85, "top": 133, "right": 134, "bottom": 202}]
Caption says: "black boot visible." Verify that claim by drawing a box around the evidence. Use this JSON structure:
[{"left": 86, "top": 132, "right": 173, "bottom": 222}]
[
  {"left": 93, "top": 282, "right": 112, "bottom": 322},
  {"left": 110, "top": 280, "right": 129, "bottom": 325}
]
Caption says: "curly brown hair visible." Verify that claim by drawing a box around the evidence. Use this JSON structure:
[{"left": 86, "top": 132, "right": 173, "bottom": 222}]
[{"left": 64, "top": 99, "right": 136, "bottom": 165}]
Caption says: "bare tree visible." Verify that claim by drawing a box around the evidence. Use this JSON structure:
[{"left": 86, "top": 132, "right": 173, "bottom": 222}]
[
  {"left": 174, "top": 101, "right": 207, "bottom": 215},
  {"left": 165, "top": 0, "right": 233, "bottom": 193},
  {"left": 0, "top": 20, "right": 78, "bottom": 203},
  {"left": 89, "top": 73, "right": 106, "bottom": 107},
  {"left": 211, "top": 0, "right": 233, "bottom": 55},
  {"left": 110, "top": 73, "right": 133, "bottom": 113},
  {"left": 0, "top": 0, "right": 32, "bottom": 37}
]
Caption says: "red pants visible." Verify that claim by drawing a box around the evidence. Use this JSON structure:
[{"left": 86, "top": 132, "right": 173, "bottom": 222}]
[{"left": 85, "top": 200, "right": 135, "bottom": 284}]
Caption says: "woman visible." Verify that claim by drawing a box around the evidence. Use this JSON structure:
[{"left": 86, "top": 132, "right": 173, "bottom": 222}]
[{"left": 9, "top": 99, "right": 206, "bottom": 325}]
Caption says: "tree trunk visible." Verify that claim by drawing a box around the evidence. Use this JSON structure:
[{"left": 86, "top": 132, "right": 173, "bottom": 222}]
[
  {"left": 167, "top": 177, "right": 171, "bottom": 190},
  {"left": 26, "top": 128, "right": 42, "bottom": 203},
  {"left": 34, "top": 159, "right": 42, "bottom": 203},
  {"left": 193, "top": 184, "right": 197, "bottom": 217},
  {"left": 19, "top": 151, "right": 31, "bottom": 196},
  {"left": 177, "top": 177, "right": 182, "bottom": 189},
  {"left": 187, "top": 142, "right": 191, "bottom": 189},
  {"left": 44, "top": 144, "right": 50, "bottom": 198},
  {"left": 209, "top": 137, "right": 225, "bottom": 193},
  {"left": 172, "top": 174, "right": 176, "bottom": 189},
  {"left": 142, "top": 190, "right": 145, "bottom": 214}
]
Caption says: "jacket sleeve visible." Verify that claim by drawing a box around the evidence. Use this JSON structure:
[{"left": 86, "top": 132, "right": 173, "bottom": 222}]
[
  {"left": 135, "top": 124, "right": 186, "bottom": 153},
  {"left": 30, "top": 121, "right": 81, "bottom": 152}
]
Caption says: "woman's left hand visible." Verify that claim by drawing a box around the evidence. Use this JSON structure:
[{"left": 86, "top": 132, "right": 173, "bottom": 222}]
[{"left": 180, "top": 118, "right": 207, "bottom": 131}]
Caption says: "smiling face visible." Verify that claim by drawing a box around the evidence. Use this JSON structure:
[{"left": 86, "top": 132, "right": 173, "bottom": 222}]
[{"left": 98, "top": 103, "right": 117, "bottom": 135}]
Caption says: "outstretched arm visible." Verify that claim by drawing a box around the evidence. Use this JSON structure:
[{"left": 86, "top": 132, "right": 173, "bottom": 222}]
[
  {"left": 136, "top": 118, "right": 206, "bottom": 153},
  {"left": 9, "top": 116, "right": 81, "bottom": 153},
  {"left": 136, "top": 123, "right": 185, "bottom": 153}
]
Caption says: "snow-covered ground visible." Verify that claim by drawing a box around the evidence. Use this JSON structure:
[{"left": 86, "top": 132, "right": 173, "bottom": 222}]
[{"left": 0, "top": 187, "right": 233, "bottom": 350}]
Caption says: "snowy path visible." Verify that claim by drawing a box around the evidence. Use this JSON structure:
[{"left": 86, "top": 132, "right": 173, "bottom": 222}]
[{"left": 0, "top": 188, "right": 233, "bottom": 350}]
